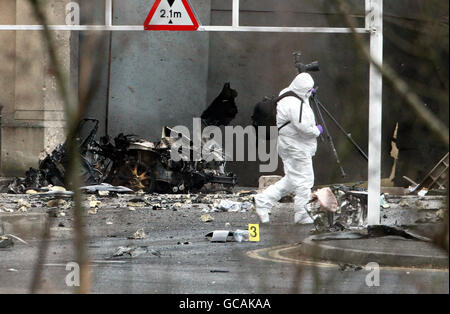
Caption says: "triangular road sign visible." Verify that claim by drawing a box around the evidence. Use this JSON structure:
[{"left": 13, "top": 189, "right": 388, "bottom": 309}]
[{"left": 144, "top": 0, "right": 199, "bottom": 31}]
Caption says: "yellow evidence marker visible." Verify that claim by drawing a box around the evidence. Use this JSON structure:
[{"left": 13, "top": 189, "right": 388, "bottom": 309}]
[{"left": 248, "top": 224, "right": 260, "bottom": 242}]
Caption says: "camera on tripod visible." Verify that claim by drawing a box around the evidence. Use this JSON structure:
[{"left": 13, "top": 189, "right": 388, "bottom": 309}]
[{"left": 293, "top": 51, "right": 320, "bottom": 73}]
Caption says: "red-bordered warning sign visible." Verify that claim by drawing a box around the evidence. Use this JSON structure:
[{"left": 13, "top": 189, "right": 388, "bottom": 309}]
[{"left": 144, "top": 0, "right": 199, "bottom": 31}]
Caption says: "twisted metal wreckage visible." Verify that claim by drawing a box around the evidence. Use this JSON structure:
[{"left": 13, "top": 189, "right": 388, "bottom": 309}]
[
  {"left": 306, "top": 185, "right": 370, "bottom": 232},
  {"left": 8, "top": 83, "right": 240, "bottom": 195},
  {"left": 8, "top": 118, "right": 237, "bottom": 195}
]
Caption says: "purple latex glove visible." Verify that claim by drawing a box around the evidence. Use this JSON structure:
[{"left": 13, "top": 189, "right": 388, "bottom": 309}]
[{"left": 317, "top": 124, "right": 324, "bottom": 134}]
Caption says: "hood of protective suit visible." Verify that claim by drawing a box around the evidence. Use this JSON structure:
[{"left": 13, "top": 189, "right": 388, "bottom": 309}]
[
  {"left": 278, "top": 72, "right": 320, "bottom": 158},
  {"left": 288, "top": 73, "right": 314, "bottom": 99}
]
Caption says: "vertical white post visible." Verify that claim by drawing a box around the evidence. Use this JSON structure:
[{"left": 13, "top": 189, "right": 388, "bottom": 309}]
[
  {"left": 232, "top": 0, "right": 239, "bottom": 28},
  {"left": 105, "top": 0, "right": 113, "bottom": 27},
  {"left": 367, "top": 0, "right": 383, "bottom": 225}
]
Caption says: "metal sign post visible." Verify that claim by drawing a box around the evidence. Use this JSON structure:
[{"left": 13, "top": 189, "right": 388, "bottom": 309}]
[
  {"left": 366, "top": 0, "right": 383, "bottom": 225},
  {"left": 105, "top": 0, "right": 113, "bottom": 27}
]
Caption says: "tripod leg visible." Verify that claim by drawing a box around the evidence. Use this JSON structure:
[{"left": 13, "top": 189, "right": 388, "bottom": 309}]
[
  {"left": 311, "top": 96, "right": 347, "bottom": 178},
  {"left": 311, "top": 100, "right": 325, "bottom": 143},
  {"left": 315, "top": 97, "right": 368, "bottom": 161}
]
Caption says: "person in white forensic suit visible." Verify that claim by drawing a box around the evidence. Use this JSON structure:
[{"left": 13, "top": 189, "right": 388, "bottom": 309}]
[{"left": 254, "top": 72, "right": 323, "bottom": 224}]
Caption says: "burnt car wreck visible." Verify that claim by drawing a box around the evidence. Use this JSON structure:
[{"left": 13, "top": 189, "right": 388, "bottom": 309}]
[
  {"left": 8, "top": 119, "right": 237, "bottom": 194},
  {"left": 8, "top": 82, "right": 240, "bottom": 194}
]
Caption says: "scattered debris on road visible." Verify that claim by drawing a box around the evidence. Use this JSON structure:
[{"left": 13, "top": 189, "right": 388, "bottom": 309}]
[
  {"left": 0, "top": 206, "right": 14, "bottom": 213},
  {"left": 111, "top": 245, "right": 161, "bottom": 258},
  {"left": 127, "top": 199, "right": 146, "bottom": 207},
  {"left": 205, "top": 229, "right": 250, "bottom": 243},
  {"left": 233, "top": 229, "right": 250, "bottom": 243},
  {"left": 129, "top": 228, "right": 146, "bottom": 240},
  {"left": 205, "top": 199, "right": 254, "bottom": 213},
  {"left": 305, "top": 183, "right": 448, "bottom": 234},
  {"left": 310, "top": 187, "right": 338, "bottom": 213},
  {"left": 0, "top": 234, "right": 30, "bottom": 248},
  {"left": 307, "top": 185, "right": 368, "bottom": 232},
  {"left": 15, "top": 199, "right": 31, "bottom": 212},
  {"left": 205, "top": 230, "right": 233, "bottom": 242},
  {"left": 87, "top": 207, "right": 98, "bottom": 215},
  {"left": 46, "top": 199, "right": 67, "bottom": 208},
  {"left": 0, "top": 236, "right": 14, "bottom": 248},
  {"left": 88, "top": 195, "right": 101, "bottom": 209},
  {"left": 338, "top": 263, "right": 363, "bottom": 272},
  {"left": 201, "top": 214, "right": 214, "bottom": 222},
  {"left": 80, "top": 183, "right": 133, "bottom": 194},
  {"left": 112, "top": 246, "right": 148, "bottom": 258},
  {"left": 47, "top": 207, "right": 66, "bottom": 218}
]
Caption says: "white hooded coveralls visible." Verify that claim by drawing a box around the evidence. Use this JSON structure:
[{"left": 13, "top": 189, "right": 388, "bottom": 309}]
[{"left": 254, "top": 73, "right": 321, "bottom": 223}]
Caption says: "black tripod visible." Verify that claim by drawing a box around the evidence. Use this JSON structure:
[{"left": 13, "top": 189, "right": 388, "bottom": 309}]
[{"left": 310, "top": 88, "right": 368, "bottom": 177}]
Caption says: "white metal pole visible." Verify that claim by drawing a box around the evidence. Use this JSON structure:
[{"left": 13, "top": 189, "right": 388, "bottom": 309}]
[
  {"left": 232, "top": 0, "right": 239, "bottom": 28},
  {"left": 198, "top": 26, "right": 368, "bottom": 33},
  {"left": 367, "top": 0, "right": 383, "bottom": 225},
  {"left": 105, "top": 0, "right": 113, "bottom": 27},
  {"left": 0, "top": 25, "right": 143, "bottom": 31}
]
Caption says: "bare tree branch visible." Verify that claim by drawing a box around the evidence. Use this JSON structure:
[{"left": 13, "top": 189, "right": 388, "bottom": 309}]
[{"left": 28, "top": 0, "right": 90, "bottom": 293}]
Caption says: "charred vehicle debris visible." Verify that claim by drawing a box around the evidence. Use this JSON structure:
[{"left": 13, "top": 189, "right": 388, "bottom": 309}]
[
  {"left": 7, "top": 83, "right": 241, "bottom": 195},
  {"left": 8, "top": 119, "right": 237, "bottom": 195}
]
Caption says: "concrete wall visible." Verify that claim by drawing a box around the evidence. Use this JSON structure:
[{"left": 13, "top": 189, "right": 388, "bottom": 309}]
[
  {"left": 108, "top": 0, "right": 211, "bottom": 141},
  {"left": 0, "top": 0, "right": 16, "bottom": 170},
  {"left": 0, "top": 0, "right": 76, "bottom": 176},
  {"left": 78, "top": 0, "right": 109, "bottom": 136}
]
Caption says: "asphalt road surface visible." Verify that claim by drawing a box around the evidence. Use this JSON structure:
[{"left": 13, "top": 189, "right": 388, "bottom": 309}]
[{"left": 0, "top": 196, "right": 448, "bottom": 294}]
